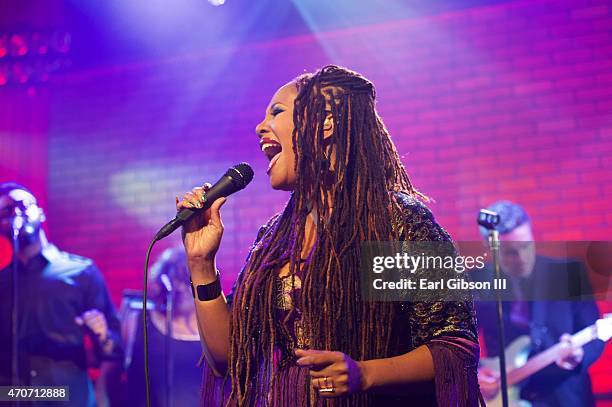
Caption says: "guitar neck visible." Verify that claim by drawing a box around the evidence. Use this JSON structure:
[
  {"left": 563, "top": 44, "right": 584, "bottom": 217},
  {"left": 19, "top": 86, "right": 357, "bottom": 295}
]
[{"left": 507, "top": 324, "right": 597, "bottom": 386}]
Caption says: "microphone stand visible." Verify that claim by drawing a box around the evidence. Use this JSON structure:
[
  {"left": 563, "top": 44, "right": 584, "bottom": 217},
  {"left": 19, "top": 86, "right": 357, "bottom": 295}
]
[
  {"left": 161, "top": 275, "right": 174, "bottom": 407},
  {"left": 10, "top": 218, "right": 22, "bottom": 407},
  {"left": 478, "top": 210, "right": 508, "bottom": 407}
]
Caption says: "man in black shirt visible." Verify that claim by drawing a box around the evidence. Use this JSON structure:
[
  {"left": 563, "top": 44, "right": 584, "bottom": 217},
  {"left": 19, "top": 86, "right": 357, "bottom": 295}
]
[{"left": 0, "top": 182, "right": 123, "bottom": 406}]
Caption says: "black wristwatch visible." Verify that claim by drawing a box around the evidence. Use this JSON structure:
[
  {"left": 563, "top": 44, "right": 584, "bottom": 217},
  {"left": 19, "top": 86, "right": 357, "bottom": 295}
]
[{"left": 190, "top": 271, "right": 222, "bottom": 301}]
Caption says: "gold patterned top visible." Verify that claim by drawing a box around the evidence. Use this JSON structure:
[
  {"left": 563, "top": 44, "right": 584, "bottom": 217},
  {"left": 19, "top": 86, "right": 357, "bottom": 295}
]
[
  {"left": 268, "top": 192, "right": 478, "bottom": 356},
  {"left": 275, "top": 272, "right": 311, "bottom": 349}
]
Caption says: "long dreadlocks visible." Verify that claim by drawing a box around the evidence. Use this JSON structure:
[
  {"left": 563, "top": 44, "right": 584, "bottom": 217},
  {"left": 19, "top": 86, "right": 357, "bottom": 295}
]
[{"left": 227, "top": 65, "right": 423, "bottom": 406}]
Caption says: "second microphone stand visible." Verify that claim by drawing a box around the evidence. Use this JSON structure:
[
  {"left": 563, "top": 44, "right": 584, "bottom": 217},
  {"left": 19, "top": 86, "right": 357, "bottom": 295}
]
[{"left": 478, "top": 209, "right": 509, "bottom": 407}]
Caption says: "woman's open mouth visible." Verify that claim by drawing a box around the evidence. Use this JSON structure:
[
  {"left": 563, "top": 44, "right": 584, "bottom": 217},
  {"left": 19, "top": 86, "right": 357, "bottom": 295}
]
[{"left": 260, "top": 138, "right": 282, "bottom": 174}]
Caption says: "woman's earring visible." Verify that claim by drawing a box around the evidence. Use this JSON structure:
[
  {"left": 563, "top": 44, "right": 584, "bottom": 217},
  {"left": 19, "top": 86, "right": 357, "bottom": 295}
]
[{"left": 323, "top": 116, "right": 333, "bottom": 131}]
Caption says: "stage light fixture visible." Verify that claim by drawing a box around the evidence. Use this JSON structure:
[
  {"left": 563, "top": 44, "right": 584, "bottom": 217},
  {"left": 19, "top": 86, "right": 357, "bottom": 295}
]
[{"left": 0, "top": 30, "right": 71, "bottom": 86}]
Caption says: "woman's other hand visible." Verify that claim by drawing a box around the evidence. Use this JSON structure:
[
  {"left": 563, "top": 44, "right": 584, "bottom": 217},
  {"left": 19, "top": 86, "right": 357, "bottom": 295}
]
[{"left": 295, "top": 349, "right": 365, "bottom": 397}]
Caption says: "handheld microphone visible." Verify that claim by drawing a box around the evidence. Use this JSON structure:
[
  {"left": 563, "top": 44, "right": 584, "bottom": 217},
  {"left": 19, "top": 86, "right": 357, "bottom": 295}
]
[{"left": 154, "top": 163, "right": 254, "bottom": 241}]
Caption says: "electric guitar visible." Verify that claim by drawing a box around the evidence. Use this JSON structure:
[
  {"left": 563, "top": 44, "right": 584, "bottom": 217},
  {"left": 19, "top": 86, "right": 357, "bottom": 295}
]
[{"left": 479, "top": 314, "right": 612, "bottom": 407}]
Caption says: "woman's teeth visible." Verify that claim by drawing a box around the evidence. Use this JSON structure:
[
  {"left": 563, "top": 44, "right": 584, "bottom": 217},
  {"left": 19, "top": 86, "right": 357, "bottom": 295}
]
[
  {"left": 260, "top": 140, "right": 282, "bottom": 174},
  {"left": 261, "top": 142, "right": 282, "bottom": 161},
  {"left": 261, "top": 142, "right": 279, "bottom": 151}
]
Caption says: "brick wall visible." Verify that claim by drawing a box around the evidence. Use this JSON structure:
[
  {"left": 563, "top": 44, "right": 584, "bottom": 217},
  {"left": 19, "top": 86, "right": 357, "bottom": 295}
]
[{"left": 43, "top": 0, "right": 612, "bottom": 397}]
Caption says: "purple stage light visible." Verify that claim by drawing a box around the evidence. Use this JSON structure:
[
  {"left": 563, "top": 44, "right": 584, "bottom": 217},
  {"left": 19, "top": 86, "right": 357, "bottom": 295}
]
[{"left": 0, "top": 31, "right": 72, "bottom": 85}]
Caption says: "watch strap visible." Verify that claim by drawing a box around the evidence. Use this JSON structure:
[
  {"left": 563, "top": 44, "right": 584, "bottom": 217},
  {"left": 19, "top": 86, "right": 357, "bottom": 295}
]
[{"left": 190, "top": 272, "right": 222, "bottom": 301}]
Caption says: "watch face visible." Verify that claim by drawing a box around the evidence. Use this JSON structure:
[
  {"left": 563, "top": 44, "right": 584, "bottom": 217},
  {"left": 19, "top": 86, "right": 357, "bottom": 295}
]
[{"left": 196, "top": 279, "right": 222, "bottom": 301}]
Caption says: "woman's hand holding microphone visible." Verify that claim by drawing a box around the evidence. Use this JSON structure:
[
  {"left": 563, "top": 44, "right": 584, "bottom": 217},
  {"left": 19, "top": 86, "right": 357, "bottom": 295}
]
[{"left": 177, "top": 183, "right": 227, "bottom": 283}]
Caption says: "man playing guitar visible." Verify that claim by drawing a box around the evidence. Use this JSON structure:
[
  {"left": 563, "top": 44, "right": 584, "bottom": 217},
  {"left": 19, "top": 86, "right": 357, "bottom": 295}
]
[{"left": 475, "top": 201, "right": 606, "bottom": 407}]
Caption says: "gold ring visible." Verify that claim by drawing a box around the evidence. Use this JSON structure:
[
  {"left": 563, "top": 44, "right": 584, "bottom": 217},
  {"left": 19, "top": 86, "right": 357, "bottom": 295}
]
[{"left": 318, "top": 377, "right": 335, "bottom": 393}]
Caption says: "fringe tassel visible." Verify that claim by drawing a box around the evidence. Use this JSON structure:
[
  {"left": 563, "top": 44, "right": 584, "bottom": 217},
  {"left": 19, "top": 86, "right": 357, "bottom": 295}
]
[{"left": 426, "top": 338, "right": 485, "bottom": 407}]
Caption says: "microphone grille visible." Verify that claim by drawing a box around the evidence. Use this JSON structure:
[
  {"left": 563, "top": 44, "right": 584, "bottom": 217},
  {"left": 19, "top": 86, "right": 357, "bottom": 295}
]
[{"left": 228, "top": 162, "right": 254, "bottom": 189}]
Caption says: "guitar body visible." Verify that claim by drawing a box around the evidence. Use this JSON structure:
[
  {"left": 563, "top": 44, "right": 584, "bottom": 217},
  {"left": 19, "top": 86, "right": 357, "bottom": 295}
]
[
  {"left": 479, "top": 315, "right": 612, "bottom": 407},
  {"left": 480, "top": 335, "right": 532, "bottom": 407}
]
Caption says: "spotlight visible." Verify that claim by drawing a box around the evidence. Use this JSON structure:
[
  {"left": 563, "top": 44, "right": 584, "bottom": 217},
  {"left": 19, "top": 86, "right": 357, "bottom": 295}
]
[
  {"left": 9, "top": 34, "right": 28, "bottom": 56},
  {"left": 208, "top": 0, "right": 226, "bottom": 6},
  {"left": 0, "top": 30, "right": 71, "bottom": 85}
]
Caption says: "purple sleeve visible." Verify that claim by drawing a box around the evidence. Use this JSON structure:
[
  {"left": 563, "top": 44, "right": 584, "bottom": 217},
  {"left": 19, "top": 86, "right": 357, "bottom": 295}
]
[
  {"left": 426, "top": 337, "right": 484, "bottom": 407},
  {"left": 199, "top": 362, "right": 232, "bottom": 407}
]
